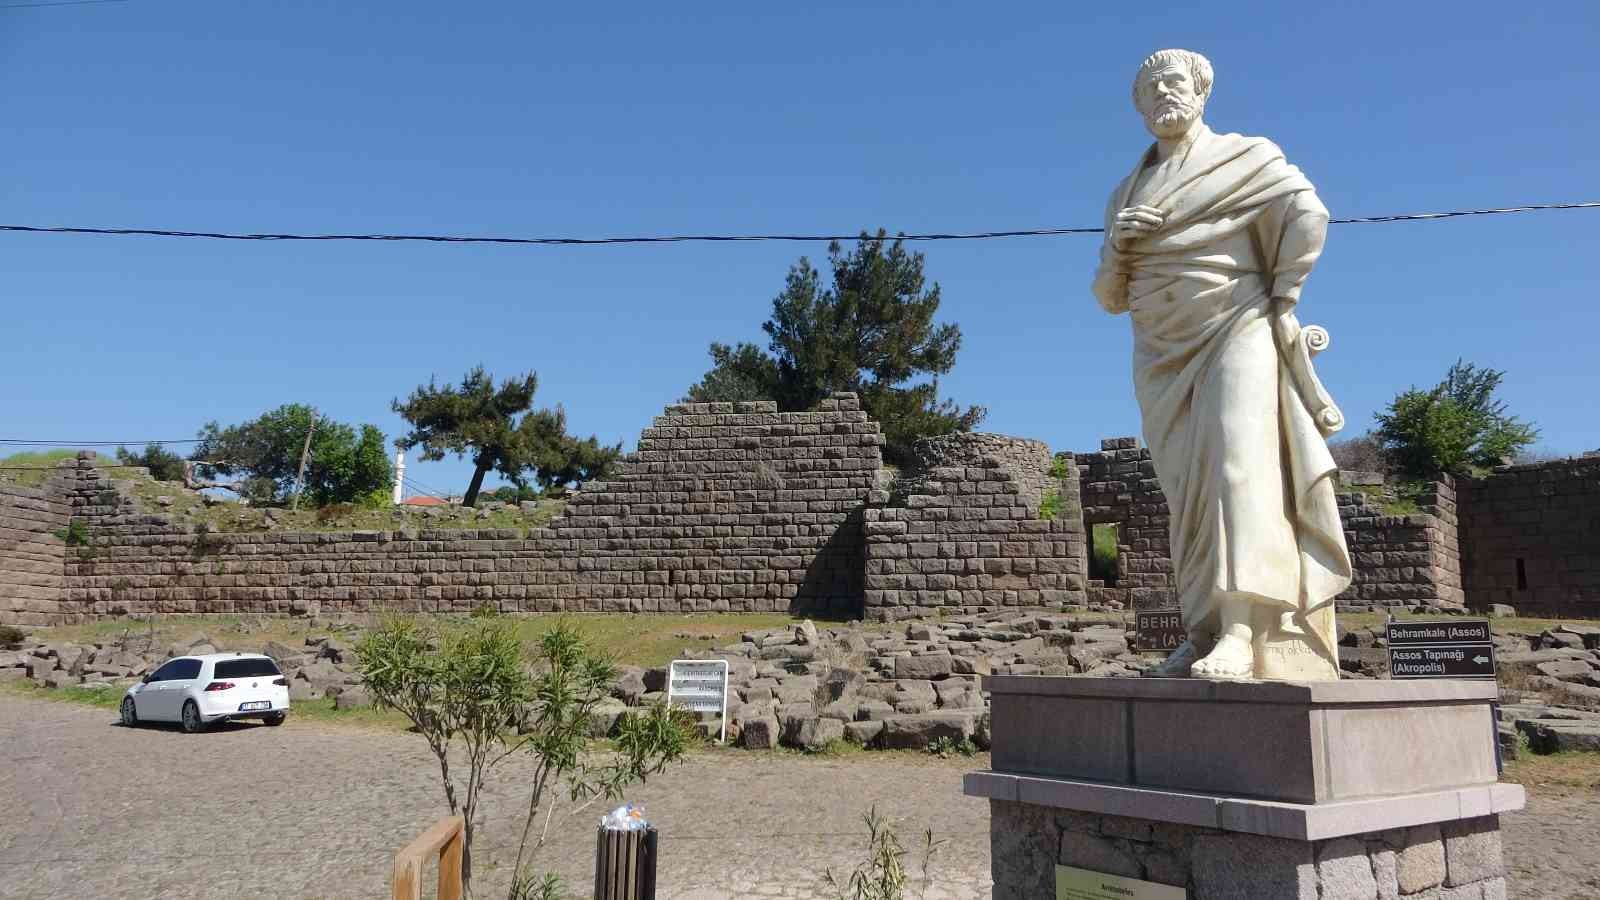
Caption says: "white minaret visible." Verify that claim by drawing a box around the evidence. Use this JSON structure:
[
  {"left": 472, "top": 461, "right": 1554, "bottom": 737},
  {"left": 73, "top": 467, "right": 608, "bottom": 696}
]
[{"left": 392, "top": 450, "right": 406, "bottom": 504}]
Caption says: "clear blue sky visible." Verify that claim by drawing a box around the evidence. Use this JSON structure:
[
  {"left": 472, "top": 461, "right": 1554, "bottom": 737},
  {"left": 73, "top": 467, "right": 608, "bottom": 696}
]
[{"left": 3, "top": 1, "right": 1596, "bottom": 496}]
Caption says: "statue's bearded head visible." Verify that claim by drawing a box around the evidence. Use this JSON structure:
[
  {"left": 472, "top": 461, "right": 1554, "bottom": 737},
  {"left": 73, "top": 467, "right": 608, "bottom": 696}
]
[{"left": 1133, "top": 49, "right": 1213, "bottom": 139}]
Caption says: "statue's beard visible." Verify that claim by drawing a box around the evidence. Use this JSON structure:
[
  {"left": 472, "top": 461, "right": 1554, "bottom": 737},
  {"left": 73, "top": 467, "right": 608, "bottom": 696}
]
[{"left": 1144, "top": 100, "right": 1200, "bottom": 138}]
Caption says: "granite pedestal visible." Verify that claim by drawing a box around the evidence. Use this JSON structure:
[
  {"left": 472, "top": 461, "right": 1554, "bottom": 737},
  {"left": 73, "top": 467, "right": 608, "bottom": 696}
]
[{"left": 967, "top": 677, "right": 1523, "bottom": 899}]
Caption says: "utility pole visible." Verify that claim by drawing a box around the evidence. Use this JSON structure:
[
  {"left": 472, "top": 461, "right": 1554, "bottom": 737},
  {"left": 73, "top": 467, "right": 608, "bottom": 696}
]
[
  {"left": 290, "top": 410, "right": 318, "bottom": 511},
  {"left": 392, "top": 450, "right": 406, "bottom": 505}
]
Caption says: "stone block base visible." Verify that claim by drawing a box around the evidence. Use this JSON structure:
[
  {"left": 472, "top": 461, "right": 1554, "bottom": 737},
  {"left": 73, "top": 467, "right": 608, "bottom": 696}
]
[{"left": 990, "top": 799, "right": 1508, "bottom": 900}]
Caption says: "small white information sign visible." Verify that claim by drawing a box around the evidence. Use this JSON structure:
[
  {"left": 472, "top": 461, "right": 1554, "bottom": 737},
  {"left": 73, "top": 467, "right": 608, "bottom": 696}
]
[
  {"left": 666, "top": 659, "right": 730, "bottom": 743},
  {"left": 1056, "top": 865, "right": 1185, "bottom": 900}
]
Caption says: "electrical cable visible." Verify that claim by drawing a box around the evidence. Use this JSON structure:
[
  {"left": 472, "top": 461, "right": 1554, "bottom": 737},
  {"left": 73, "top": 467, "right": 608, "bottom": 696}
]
[{"left": 0, "top": 201, "right": 1593, "bottom": 248}]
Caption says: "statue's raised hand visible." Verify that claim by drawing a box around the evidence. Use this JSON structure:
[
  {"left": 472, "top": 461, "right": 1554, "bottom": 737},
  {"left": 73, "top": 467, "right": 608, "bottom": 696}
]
[{"left": 1113, "top": 204, "right": 1164, "bottom": 249}]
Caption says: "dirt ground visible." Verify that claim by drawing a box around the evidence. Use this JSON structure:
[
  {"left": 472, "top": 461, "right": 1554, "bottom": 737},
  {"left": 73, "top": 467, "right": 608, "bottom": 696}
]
[{"left": 1, "top": 693, "right": 1594, "bottom": 899}]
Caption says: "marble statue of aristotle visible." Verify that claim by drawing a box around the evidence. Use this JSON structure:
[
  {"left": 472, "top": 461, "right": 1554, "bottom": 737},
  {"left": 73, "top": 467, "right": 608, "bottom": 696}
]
[{"left": 1092, "top": 49, "right": 1353, "bottom": 680}]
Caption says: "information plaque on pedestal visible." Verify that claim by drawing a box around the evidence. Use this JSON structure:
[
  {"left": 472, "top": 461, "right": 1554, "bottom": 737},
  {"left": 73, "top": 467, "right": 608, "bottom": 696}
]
[{"left": 1056, "top": 865, "right": 1184, "bottom": 900}]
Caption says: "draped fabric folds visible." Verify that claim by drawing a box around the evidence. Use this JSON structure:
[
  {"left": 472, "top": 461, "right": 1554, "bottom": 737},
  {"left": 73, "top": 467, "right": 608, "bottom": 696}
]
[{"left": 1091, "top": 126, "right": 1352, "bottom": 665}]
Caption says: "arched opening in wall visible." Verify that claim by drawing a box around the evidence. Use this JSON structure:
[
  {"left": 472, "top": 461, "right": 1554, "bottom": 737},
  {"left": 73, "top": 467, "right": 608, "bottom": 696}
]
[{"left": 1089, "top": 523, "right": 1121, "bottom": 588}]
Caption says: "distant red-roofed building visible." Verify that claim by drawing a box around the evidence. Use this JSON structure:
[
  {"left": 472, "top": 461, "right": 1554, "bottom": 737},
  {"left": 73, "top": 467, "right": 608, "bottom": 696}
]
[{"left": 400, "top": 495, "right": 449, "bottom": 507}]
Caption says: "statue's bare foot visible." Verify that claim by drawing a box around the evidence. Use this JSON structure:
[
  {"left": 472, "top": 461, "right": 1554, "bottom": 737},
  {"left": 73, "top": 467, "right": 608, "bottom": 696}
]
[
  {"left": 1144, "top": 639, "right": 1204, "bottom": 677},
  {"left": 1191, "top": 634, "right": 1254, "bottom": 680}
]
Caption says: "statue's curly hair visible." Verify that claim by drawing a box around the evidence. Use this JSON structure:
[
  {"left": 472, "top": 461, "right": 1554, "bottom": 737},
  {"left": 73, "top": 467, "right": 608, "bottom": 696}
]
[{"left": 1132, "top": 49, "right": 1213, "bottom": 113}]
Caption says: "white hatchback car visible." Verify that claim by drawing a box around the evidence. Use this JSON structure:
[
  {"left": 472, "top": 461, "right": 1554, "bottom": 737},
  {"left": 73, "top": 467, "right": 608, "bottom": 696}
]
[{"left": 121, "top": 652, "right": 291, "bottom": 733}]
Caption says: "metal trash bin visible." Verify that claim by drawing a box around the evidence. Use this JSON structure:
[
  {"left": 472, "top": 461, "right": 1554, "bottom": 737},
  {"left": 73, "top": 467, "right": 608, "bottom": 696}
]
[{"left": 593, "top": 825, "right": 657, "bottom": 900}]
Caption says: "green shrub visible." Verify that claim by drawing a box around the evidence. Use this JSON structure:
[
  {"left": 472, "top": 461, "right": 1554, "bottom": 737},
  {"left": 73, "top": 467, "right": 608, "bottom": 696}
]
[
  {"left": 823, "top": 805, "right": 944, "bottom": 900},
  {"left": 1037, "top": 489, "right": 1061, "bottom": 521},
  {"left": 1048, "top": 454, "right": 1074, "bottom": 479},
  {"left": 0, "top": 624, "right": 26, "bottom": 647},
  {"left": 925, "top": 736, "right": 976, "bottom": 758},
  {"left": 54, "top": 519, "right": 92, "bottom": 547}
]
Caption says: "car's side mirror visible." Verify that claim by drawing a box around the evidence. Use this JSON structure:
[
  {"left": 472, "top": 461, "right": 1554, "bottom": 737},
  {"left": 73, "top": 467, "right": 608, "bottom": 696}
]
[{"left": 141, "top": 674, "right": 153, "bottom": 684}]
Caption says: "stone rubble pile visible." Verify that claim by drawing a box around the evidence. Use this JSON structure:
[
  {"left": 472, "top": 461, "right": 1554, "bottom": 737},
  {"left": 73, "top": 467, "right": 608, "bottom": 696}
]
[
  {"left": 6, "top": 614, "right": 1600, "bottom": 757},
  {"left": 0, "top": 624, "right": 373, "bottom": 709},
  {"left": 604, "top": 612, "right": 1147, "bottom": 752}
]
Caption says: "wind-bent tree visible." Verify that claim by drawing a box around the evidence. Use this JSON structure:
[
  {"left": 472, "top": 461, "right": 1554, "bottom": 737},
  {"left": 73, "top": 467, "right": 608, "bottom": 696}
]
[
  {"left": 1374, "top": 359, "right": 1538, "bottom": 479},
  {"left": 191, "top": 404, "right": 392, "bottom": 505},
  {"left": 391, "top": 367, "right": 620, "bottom": 507},
  {"left": 687, "top": 231, "right": 985, "bottom": 464}
]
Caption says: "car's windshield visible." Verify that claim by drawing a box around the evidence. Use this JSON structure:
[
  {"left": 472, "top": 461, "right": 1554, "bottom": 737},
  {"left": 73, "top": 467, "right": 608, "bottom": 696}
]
[{"left": 213, "top": 658, "right": 281, "bottom": 679}]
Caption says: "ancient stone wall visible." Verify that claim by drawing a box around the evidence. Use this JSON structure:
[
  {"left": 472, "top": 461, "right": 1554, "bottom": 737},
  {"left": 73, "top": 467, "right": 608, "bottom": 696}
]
[
  {"left": 1074, "top": 437, "right": 1171, "bottom": 610},
  {"left": 1335, "top": 477, "right": 1464, "bottom": 612},
  {"left": 863, "top": 433, "right": 1087, "bottom": 620},
  {"left": 0, "top": 477, "right": 69, "bottom": 626},
  {"left": 53, "top": 395, "right": 882, "bottom": 622},
  {"left": 1458, "top": 455, "right": 1600, "bottom": 617},
  {"left": 1075, "top": 436, "right": 1470, "bottom": 614}
]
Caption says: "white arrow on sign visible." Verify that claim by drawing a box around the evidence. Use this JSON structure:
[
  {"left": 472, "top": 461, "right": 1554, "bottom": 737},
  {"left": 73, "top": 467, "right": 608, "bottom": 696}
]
[{"left": 1474, "top": 655, "right": 1489, "bottom": 664}]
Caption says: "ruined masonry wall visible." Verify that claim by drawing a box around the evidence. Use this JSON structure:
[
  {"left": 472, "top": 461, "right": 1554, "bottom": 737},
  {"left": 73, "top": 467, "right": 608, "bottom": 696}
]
[
  {"left": 863, "top": 433, "right": 1088, "bottom": 621},
  {"left": 1075, "top": 436, "right": 1466, "bottom": 613},
  {"left": 0, "top": 481, "right": 69, "bottom": 626},
  {"left": 1459, "top": 455, "right": 1600, "bottom": 617},
  {"left": 56, "top": 395, "right": 881, "bottom": 622},
  {"left": 1337, "top": 476, "right": 1464, "bottom": 611}
]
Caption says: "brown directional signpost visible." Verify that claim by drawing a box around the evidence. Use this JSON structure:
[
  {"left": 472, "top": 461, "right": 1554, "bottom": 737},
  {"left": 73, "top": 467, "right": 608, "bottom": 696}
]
[
  {"left": 1135, "top": 610, "right": 1186, "bottom": 653},
  {"left": 1386, "top": 619, "right": 1496, "bottom": 680}
]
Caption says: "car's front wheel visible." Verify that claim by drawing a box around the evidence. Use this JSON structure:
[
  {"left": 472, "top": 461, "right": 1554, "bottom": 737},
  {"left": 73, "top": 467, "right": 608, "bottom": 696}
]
[
  {"left": 120, "top": 696, "right": 138, "bottom": 728},
  {"left": 180, "top": 700, "right": 204, "bottom": 734},
  {"left": 263, "top": 711, "right": 286, "bottom": 727}
]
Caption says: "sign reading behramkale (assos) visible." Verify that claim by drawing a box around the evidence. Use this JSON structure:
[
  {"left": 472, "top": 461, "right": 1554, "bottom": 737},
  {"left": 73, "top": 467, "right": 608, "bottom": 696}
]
[
  {"left": 1135, "top": 611, "right": 1185, "bottom": 652},
  {"left": 1386, "top": 619, "right": 1496, "bottom": 679},
  {"left": 666, "top": 659, "right": 729, "bottom": 742}
]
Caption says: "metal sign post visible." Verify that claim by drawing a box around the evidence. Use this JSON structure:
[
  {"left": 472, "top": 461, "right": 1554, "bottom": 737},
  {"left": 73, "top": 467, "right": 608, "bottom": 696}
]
[{"left": 666, "top": 659, "right": 729, "bottom": 743}]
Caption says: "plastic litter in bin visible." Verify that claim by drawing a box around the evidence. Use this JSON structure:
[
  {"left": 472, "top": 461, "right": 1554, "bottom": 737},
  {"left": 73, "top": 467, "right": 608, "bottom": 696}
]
[{"left": 600, "top": 802, "right": 648, "bottom": 831}]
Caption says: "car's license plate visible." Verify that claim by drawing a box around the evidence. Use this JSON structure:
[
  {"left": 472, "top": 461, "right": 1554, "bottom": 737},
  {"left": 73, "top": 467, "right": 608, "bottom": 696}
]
[{"left": 239, "top": 701, "right": 271, "bottom": 711}]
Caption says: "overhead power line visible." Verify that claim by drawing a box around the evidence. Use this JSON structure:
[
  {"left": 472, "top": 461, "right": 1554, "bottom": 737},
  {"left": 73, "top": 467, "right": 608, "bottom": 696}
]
[
  {"left": 0, "top": 0, "right": 127, "bottom": 8},
  {"left": 0, "top": 438, "right": 203, "bottom": 446},
  {"left": 0, "top": 202, "right": 1594, "bottom": 248}
]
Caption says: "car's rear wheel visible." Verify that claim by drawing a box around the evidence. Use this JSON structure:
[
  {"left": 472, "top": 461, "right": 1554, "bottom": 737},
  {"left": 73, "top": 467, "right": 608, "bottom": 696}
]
[
  {"left": 263, "top": 711, "right": 286, "bottom": 726},
  {"left": 180, "top": 700, "right": 204, "bottom": 734},
  {"left": 120, "top": 696, "right": 138, "bottom": 727}
]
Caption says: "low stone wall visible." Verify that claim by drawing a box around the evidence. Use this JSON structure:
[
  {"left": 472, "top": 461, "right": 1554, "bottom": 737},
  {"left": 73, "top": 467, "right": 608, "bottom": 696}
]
[
  {"left": 863, "top": 434, "right": 1087, "bottom": 620},
  {"left": 56, "top": 395, "right": 882, "bottom": 622},
  {"left": 0, "top": 481, "right": 69, "bottom": 626},
  {"left": 1460, "top": 455, "right": 1600, "bottom": 617}
]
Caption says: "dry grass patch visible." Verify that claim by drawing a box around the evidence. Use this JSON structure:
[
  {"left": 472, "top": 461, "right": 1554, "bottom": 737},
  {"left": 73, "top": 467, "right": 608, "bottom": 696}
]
[{"left": 1503, "top": 751, "right": 1600, "bottom": 795}]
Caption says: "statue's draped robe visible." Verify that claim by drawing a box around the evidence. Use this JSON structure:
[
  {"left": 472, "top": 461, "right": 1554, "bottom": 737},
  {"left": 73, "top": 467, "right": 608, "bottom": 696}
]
[{"left": 1091, "top": 125, "right": 1352, "bottom": 665}]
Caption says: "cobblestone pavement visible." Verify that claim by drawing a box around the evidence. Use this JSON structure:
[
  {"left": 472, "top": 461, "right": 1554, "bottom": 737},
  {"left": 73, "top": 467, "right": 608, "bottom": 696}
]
[
  {"left": 0, "top": 695, "right": 991, "bottom": 899},
  {"left": 3, "top": 694, "right": 1594, "bottom": 899}
]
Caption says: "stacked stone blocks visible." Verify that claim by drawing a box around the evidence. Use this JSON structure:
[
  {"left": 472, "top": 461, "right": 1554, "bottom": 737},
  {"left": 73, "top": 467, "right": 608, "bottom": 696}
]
[
  {"left": 0, "top": 477, "right": 70, "bottom": 626},
  {"left": 1460, "top": 455, "right": 1600, "bottom": 617},
  {"left": 54, "top": 395, "right": 881, "bottom": 622},
  {"left": 863, "top": 434, "right": 1088, "bottom": 620},
  {"left": 991, "top": 801, "right": 1507, "bottom": 900},
  {"left": 1335, "top": 476, "right": 1465, "bottom": 611},
  {"left": 1075, "top": 437, "right": 1173, "bottom": 610}
]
